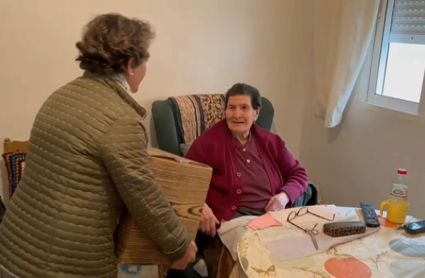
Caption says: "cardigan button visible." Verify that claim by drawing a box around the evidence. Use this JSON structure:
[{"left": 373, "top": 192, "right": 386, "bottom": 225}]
[
  {"left": 231, "top": 206, "right": 237, "bottom": 210},
  {"left": 236, "top": 172, "right": 241, "bottom": 177},
  {"left": 236, "top": 189, "right": 242, "bottom": 194}
]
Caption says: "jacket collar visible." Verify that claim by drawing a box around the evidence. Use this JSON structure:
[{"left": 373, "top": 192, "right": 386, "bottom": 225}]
[{"left": 82, "top": 71, "right": 147, "bottom": 120}]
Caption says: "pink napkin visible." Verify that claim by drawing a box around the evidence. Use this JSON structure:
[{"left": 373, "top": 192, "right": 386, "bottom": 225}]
[{"left": 246, "top": 213, "right": 282, "bottom": 231}]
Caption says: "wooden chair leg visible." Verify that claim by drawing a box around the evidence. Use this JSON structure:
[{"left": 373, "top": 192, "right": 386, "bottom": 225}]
[{"left": 217, "top": 245, "right": 237, "bottom": 278}]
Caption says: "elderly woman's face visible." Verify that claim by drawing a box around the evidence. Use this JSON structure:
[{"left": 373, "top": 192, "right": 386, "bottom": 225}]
[
  {"left": 225, "top": 95, "right": 259, "bottom": 137},
  {"left": 125, "top": 58, "right": 147, "bottom": 93}
]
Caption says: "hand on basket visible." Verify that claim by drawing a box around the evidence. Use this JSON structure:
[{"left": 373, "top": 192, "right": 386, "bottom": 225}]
[
  {"left": 169, "top": 241, "right": 197, "bottom": 270},
  {"left": 199, "top": 203, "right": 220, "bottom": 237}
]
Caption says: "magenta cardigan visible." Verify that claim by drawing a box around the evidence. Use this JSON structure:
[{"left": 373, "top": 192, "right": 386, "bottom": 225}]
[{"left": 185, "top": 119, "right": 308, "bottom": 222}]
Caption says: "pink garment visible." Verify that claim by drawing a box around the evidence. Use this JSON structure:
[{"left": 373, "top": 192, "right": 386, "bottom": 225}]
[{"left": 247, "top": 213, "right": 282, "bottom": 231}]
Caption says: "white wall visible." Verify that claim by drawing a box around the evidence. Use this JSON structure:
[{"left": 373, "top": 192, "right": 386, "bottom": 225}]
[
  {"left": 298, "top": 5, "right": 425, "bottom": 219},
  {"left": 0, "top": 0, "right": 307, "bottom": 204}
]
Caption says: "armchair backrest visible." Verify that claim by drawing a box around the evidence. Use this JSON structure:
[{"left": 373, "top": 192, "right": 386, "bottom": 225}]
[{"left": 152, "top": 94, "right": 274, "bottom": 156}]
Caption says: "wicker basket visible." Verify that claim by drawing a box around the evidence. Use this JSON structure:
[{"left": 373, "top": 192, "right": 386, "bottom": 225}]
[{"left": 115, "top": 148, "right": 212, "bottom": 265}]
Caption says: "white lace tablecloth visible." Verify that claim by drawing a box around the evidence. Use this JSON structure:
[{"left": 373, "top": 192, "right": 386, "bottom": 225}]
[{"left": 236, "top": 206, "right": 425, "bottom": 278}]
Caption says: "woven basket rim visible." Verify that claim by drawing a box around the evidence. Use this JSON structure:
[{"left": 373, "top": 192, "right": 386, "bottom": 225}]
[{"left": 148, "top": 147, "right": 211, "bottom": 169}]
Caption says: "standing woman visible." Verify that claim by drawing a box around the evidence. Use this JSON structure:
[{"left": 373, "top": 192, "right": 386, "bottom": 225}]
[{"left": 0, "top": 13, "right": 196, "bottom": 278}]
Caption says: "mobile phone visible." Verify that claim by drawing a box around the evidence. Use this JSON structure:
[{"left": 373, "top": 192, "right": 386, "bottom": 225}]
[{"left": 403, "top": 220, "right": 425, "bottom": 235}]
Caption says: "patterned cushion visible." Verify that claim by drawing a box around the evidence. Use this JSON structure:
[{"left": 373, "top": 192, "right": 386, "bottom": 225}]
[
  {"left": 170, "top": 94, "right": 226, "bottom": 143},
  {"left": 2, "top": 151, "right": 26, "bottom": 198}
]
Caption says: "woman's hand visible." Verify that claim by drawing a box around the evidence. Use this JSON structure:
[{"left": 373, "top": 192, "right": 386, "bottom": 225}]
[
  {"left": 170, "top": 241, "right": 197, "bottom": 270},
  {"left": 265, "top": 192, "right": 290, "bottom": 212},
  {"left": 199, "top": 203, "right": 219, "bottom": 237}
]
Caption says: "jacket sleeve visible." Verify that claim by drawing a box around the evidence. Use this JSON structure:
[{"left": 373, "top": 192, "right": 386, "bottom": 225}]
[
  {"left": 100, "top": 116, "right": 191, "bottom": 261},
  {"left": 275, "top": 138, "right": 308, "bottom": 206}
]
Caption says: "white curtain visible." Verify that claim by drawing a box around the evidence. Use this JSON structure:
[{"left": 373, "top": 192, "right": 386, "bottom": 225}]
[{"left": 313, "top": 0, "right": 380, "bottom": 127}]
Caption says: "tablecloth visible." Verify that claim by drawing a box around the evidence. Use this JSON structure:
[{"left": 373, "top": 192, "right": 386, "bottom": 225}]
[{"left": 237, "top": 206, "right": 425, "bottom": 278}]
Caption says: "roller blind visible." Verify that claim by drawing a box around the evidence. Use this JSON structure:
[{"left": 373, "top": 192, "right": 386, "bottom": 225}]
[{"left": 391, "top": 0, "right": 425, "bottom": 35}]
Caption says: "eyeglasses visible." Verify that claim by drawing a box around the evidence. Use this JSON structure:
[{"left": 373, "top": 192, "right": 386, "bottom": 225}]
[
  {"left": 287, "top": 207, "right": 335, "bottom": 227},
  {"left": 287, "top": 207, "right": 336, "bottom": 250}
]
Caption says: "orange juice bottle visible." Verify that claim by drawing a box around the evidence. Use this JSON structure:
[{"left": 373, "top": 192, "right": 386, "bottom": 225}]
[{"left": 380, "top": 169, "right": 410, "bottom": 224}]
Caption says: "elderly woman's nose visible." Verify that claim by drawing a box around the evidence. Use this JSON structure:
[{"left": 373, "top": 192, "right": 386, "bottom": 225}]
[{"left": 233, "top": 110, "right": 242, "bottom": 118}]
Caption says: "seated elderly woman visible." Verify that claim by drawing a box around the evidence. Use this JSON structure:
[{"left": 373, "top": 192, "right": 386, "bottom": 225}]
[{"left": 184, "top": 83, "right": 308, "bottom": 276}]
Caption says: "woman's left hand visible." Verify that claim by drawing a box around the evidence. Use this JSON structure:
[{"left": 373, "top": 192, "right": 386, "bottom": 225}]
[{"left": 265, "top": 192, "right": 290, "bottom": 212}]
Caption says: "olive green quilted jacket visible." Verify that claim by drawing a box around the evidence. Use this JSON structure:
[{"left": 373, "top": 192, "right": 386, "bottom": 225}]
[{"left": 0, "top": 73, "right": 191, "bottom": 277}]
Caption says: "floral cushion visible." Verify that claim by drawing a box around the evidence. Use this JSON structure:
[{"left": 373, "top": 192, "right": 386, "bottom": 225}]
[
  {"left": 2, "top": 151, "right": 26, "bottom": 198},
  {"left": 170, "top": 94, "right": 226, "bottom": 144}
]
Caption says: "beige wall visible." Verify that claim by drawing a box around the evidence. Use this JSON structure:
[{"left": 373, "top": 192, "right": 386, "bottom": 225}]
[
  {"left": 3, "top": 0, "right": 421, "bottom": 220},
  {"left": 298, "top": 6, "right": 425, "bottom": 219},
  {"left": 0, "top": 0, "right": 308, "bottom": 203}
]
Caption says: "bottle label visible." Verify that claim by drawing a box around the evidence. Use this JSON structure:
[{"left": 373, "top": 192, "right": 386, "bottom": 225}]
[{"left": 390, "top": 188, "right": 408, "bottom": 199}]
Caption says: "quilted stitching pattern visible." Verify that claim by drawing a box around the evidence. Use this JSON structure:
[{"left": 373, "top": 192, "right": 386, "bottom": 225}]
[{"left": 0, "top": 73, "right": 190, "bottom": 277}]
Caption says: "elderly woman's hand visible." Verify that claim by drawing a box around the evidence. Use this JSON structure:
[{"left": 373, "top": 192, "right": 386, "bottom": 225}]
[
  {"left": 265, "top": 192, "right": 290, "bottom": 212},
  {"left": 199, "top": 203, "right": 219, "bottom": 237}
]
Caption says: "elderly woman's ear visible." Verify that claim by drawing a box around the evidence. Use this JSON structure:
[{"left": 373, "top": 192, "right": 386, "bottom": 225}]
[
  {"left": 254, "top": 108, "right": 260, "bottom": 121},
  {"left": 124, "top": 57, "right": 148, "bottom": 93},
  {"left": 126, "top": 57, "right": 137, "bottom": 76}
]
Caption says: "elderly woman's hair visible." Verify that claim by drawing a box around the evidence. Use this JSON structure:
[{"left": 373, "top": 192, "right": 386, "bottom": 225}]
[
  {"left": 75, "top": 13, "right": 155, "bottom": 75},
  {"left": 225, "top": 83, "right": 262, "bottom": 110}
]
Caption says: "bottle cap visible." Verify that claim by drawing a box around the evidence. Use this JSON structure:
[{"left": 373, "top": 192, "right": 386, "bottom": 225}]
[{"left": 398, "top": 169, "right": 407, "bottom": 175}]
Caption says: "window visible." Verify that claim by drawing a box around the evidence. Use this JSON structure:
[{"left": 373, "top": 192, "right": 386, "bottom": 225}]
[{"left": 368, "top": 0, "right": 425, "bottom": 114}]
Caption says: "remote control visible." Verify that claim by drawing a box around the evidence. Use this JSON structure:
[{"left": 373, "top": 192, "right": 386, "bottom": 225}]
[{"left": 359, "top": 202, "right": 380, "bottom": 227}]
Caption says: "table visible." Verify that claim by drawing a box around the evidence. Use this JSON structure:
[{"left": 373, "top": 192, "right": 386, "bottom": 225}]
[{"left": 235, "top": 206, "right": 425, "bottom": 278}]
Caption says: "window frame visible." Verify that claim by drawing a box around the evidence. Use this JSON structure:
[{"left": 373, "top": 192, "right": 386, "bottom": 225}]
[{"left": 367, "top": 0, "right": 425, "bottom": 115}]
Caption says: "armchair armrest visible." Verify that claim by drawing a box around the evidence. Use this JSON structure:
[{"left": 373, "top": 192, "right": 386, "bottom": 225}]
[{"left": 152, "top": 100, "right": 181, "bottom": 156}]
